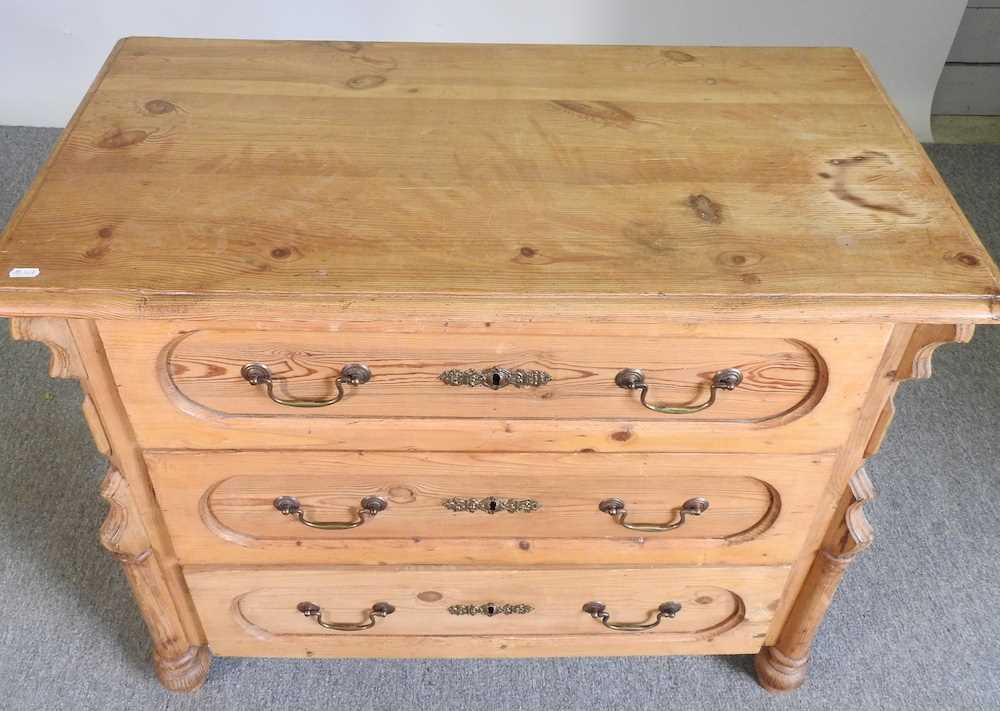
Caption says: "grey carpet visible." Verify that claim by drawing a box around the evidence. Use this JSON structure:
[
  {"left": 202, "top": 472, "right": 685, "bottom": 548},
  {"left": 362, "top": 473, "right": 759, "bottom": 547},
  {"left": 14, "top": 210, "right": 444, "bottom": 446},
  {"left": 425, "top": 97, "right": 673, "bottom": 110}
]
[{"left": 0, "top": 127, "right": 998, "bottom": 711}]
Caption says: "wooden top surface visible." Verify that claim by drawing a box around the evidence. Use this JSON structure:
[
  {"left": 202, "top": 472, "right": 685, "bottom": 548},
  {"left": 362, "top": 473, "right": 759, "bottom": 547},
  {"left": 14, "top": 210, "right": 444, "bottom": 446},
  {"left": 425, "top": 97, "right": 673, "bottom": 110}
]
[{"left": 1, "top": 37, "right": 998, "bottom": 323}]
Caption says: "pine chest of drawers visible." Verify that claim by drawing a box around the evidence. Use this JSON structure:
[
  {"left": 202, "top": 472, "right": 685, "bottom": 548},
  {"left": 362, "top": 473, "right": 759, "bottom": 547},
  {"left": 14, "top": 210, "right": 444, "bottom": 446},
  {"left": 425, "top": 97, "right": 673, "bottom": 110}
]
[{"left": 2, "top": 38, "right": 997, "bottom": 693}]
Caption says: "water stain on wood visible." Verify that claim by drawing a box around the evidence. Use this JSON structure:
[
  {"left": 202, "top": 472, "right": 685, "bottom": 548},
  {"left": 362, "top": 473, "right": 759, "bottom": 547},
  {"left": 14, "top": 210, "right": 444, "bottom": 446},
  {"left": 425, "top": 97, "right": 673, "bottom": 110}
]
[
  {"left": 551, "top": 100, "right": 636, "bottom": 128},
  {"left": 97, "top": 128, "right": 149, "bottom": 149},
  {"left": 662, "top": 49, "right": 696, "bottom": 63},
  {"left": 822, "top": 151, "right": 914, "bottom": 217},
  {"left": 351, "top": 53, "right": 399, "bottom": 71},
  {"left": 346, "top": 75, "right": 386, "bottom": 90},
  {"left": 687, "top": 194, "right": 723, "bottom": 223},
  {"left": 331, "top": 41, "right": 363, "bottom": 54},
  {"left": 623, "top": 221, "right": 674, "bottom": 253}
]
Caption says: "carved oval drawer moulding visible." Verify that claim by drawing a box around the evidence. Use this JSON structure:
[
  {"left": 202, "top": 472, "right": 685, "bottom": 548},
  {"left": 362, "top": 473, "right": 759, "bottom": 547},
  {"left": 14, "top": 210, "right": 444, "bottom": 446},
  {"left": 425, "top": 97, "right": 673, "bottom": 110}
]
[
  {"left": 227, "top": 585, "right": 748, "bottom": 641},
  {"left": 156, "top": 328, "right": 828, "bottom": 427},
  {"left": 195, "top": 474, "right": 782, "bottom": 548}
]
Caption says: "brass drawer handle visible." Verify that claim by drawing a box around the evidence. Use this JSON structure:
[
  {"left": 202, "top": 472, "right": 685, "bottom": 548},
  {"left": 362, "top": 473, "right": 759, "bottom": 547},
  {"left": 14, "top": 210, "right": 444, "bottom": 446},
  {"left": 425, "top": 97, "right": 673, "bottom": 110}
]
[
  {"left": 615, "top": 367, "right": 743, "bottom": 414},
  {"left": 598, "top": 496, "right": 709, "bottom": 532},
  {"left": 582, "top": 601, "right": 682, "bottom": 631},
  {"left": 297, "top": 601, "right": 395, "bottom": 631},
  {"left": 241, "top": 362, "right": 371, "bottom": 408},
  {"left": 443, "top": 496, "right": 541, "bottom": 514},
  {"left": 273, "top": 495, "right": 387, "bottom": 530},
  {"left": 448, "top": 602, "right": 534, "bottom": 616},
  {"left": 439, "top": 366, "right": 551, "bottom": 389}
]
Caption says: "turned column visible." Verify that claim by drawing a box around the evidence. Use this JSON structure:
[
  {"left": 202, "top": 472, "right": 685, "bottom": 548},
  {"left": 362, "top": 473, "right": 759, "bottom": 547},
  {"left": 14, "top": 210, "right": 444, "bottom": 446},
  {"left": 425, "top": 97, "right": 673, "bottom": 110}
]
[
  {"left": 755, "top": 468, "right": 875, "bottom": 692},
  {"left": 11, "top": 318, "right": 211, "bottom": 692}
]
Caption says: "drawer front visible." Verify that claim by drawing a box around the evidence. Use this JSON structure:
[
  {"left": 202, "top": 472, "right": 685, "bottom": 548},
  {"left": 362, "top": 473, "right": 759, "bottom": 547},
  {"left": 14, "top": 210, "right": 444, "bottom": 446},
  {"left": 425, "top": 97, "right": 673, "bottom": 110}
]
[
  {"left": 147, "top": 451, "right": 832, "bottom": 566},
  {"left": 186, "top": 564, "right": 788, "bottom": 657},
  {"left": 102, "top": 320, "right": 892, "bottom": 452}
]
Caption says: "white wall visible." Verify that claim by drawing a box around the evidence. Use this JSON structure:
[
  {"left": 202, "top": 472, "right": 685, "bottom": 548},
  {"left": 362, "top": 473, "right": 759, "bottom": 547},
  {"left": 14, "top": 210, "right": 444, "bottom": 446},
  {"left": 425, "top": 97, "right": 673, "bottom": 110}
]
[{"left": 1, "top": 0, "right": 966, "bottom": 140}]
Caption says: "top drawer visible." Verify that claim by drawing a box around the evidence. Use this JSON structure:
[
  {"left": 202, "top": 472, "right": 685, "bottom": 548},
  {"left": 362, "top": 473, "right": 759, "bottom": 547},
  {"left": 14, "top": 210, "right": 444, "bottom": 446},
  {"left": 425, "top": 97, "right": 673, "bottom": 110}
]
[{"left": 98, "top": 320, "right": 892, "bottom": 452}]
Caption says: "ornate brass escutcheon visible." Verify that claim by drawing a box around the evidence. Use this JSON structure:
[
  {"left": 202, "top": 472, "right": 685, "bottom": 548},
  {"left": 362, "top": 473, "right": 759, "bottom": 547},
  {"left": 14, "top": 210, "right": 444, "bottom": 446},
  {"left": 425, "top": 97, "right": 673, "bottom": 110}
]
[
  {"left": 439, "top": 366, "right": 551, "bottom": 389},
  {"left": 442, "top": 496, "right": 541, "bottom": 514},
  {"left": 447, "top": 602, "right": 534, "bottom": 616}
]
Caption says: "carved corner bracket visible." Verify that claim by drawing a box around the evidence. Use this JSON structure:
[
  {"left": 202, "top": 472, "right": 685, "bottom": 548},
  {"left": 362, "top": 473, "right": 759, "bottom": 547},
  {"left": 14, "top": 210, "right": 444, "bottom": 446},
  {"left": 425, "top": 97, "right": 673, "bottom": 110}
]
[
  {"left": 866, "top": 323, "right": 975, "bottom": 458},
  {"left": 10, "top": 318, "right": 112, "bottom": 457},
  {"left": 9, "top": 317, "right": 85, "bottom": 380},
  {"left": 895, "top": 323, "right": 975, "bottom": 382}
]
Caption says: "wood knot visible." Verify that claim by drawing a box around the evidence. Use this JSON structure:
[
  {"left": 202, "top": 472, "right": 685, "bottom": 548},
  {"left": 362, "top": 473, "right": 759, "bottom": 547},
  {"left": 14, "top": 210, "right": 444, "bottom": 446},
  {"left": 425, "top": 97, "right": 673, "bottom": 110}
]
[
  {"left": 520, "top": 246, "right": 536, "bottom": 257},
  {"left": 687, "top": 194, "right": 722, "bottom": 223},
  {"left": 97, "top": 128, "right": 148, "bottom": 149},
  {"left": 270, "top": 247, "right": 292, "bottom": 259},
  {"left": 952, "top": 252, "right": 981, "bottom": 268},
  {"left": 387, "top": 486, "right": 416, "bottom": 503},
  {"left": 611, "top": 430, "right": 633, "bottom": 442},
  {"left": 346, "top": 74, "right": 386, "bottom": 90},
  {"left": 552, "top": 100, "right": 636, "bottom": 128},
  {"left": 417, "top": 591, "right": 443, "bottom": 602},
  {"left": 97, "top": 226, "right": 114, "bottom": 239},
  {"left": 716, "top": 251, "right": 762, "bottom": 269},
  {"left": 144, "top": 99, "right": 175, "bottom": 114}
]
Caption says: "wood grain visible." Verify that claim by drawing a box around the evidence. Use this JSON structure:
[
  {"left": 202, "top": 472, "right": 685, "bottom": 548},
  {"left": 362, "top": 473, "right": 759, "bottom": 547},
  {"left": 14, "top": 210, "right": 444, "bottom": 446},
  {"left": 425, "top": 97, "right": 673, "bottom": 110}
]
[
  {"left": 185, "top": 564, "right": 788, "bottom": 657},
  {"left": 0, "top": 39, "right": 997, "bottom": 323},
  {"left": 145, "top": 451, "right": 832, "bottom": 566}
]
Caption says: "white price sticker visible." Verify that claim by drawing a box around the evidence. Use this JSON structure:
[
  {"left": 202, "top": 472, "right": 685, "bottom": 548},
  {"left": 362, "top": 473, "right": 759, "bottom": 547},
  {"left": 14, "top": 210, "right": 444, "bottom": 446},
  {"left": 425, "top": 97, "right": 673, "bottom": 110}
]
[{"left": 8, "top": 267, "right": 40, "bottom": 278}]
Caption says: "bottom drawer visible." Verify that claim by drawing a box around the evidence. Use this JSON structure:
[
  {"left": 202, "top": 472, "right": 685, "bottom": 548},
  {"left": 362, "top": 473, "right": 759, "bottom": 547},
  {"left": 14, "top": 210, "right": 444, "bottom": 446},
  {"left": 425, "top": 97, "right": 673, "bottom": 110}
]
[{"left": 186, "top": 564, "right": 789, "bottom": 658}]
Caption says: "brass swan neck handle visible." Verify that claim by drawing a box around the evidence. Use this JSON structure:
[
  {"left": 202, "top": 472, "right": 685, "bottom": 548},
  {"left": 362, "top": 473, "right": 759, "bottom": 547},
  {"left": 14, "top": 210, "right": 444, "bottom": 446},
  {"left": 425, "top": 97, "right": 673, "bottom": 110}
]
[
  {"left": 615, "top": 368, "right": 743, "bottom": 415},
  {"left": 241, "top": 362, "right": 371, "bottom": 408}
]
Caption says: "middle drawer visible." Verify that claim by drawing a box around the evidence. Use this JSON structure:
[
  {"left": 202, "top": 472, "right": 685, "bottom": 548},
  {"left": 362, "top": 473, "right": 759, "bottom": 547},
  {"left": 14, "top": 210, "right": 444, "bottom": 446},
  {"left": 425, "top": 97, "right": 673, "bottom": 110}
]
[{"left": 146, "top": 451, "right": 832, "bottom": 566}]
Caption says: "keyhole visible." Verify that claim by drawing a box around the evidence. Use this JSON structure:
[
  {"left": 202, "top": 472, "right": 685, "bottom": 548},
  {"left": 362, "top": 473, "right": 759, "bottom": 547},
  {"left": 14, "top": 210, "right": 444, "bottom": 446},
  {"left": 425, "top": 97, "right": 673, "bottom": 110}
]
[
  {"left": 486, "top": 604, "right": 498, "bottom": 616},
  {"left": 491, "top": 372, "right": 502, "bottom": 387},
  {"left": 488, "top": 498, "right": 499, "bottom": 512}
]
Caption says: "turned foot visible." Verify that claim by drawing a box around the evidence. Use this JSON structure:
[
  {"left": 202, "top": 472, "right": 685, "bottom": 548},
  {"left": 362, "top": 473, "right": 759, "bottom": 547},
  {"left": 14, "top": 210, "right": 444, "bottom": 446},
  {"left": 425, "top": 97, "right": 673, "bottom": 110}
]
[
  {"left": 155, "top": 645, "right": 212, "bottom": 692},
  {"left": 754, "top": 646, "right": 808, "bottom": 692}
]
